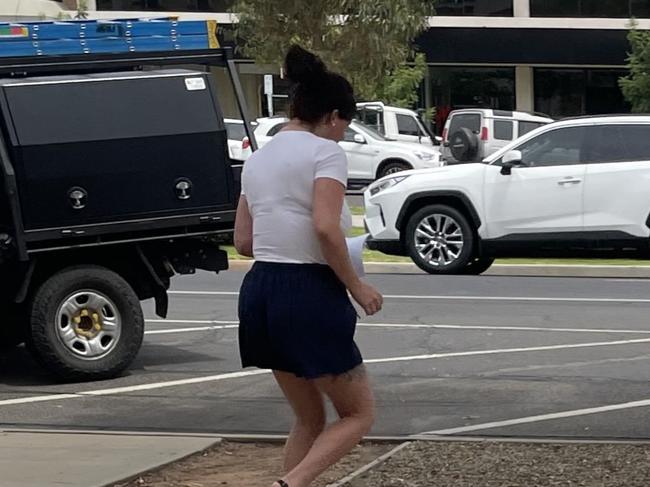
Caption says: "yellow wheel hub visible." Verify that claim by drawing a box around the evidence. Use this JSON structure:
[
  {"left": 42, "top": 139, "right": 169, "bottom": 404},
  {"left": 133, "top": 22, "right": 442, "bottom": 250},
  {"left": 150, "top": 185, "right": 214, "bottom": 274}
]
[{"left": 73, "top": 308, "right": 102, "bottom": 338}]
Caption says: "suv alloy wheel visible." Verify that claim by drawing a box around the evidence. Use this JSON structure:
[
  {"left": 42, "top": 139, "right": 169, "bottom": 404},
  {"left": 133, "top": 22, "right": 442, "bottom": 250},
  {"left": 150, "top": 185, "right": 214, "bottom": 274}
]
[{"left": 405, "top": 204, "right": 475, "bottom": 274}]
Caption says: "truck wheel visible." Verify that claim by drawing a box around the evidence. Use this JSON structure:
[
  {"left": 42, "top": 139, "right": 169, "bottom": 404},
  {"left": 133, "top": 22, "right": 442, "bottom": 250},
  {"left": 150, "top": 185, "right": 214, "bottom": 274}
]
[
  {"left": 460, "top": 256, "right": 495, "bottom": 275},
  {"left": 28, "top": 266, "right": 144, "bottom": 382},
  {"left": 405, "top": 205, "right": 474, "bottom": 274},
  {"left": 379, "top": 161, "right": 412, "bottom": 179}
]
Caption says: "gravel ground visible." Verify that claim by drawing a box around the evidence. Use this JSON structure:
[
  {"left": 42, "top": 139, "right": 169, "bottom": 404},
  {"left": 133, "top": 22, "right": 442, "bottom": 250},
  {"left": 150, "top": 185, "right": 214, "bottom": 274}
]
[
  {"left": 109, "top": 439, "right": 650, "bottom": 487},
  {"left": 110, "top": 440, "right": 393, "bottom": 487},
  {"left": 351, "top": 441, "right": 650, "bottom": 487}
]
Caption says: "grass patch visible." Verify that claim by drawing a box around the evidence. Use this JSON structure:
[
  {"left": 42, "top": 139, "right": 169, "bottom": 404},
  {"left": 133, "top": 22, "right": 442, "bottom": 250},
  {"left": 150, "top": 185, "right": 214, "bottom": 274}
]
[
  {"left": 224, "top": 226, "right": 650, "bottom": 265},
  {"left": 349, "top": 206, "right": 366, "bottom": 216}
]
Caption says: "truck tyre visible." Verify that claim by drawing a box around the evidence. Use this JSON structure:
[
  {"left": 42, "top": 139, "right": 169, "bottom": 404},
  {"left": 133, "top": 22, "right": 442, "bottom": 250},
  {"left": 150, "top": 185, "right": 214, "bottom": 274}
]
[
  {"left": 449, "top": 128, "right": 479, "bottom": 163},
  {"left": 460, "top": 256, "right": 495, "bottom": 275},
  {"left": 28, "top": 266, "right": 144, "bottom": 382},
  {"left": 405, "top": 204, "right": 475, "bottom": 274},
  {"left": 379, "top": 160, "right": 412, "bottom": 179}
]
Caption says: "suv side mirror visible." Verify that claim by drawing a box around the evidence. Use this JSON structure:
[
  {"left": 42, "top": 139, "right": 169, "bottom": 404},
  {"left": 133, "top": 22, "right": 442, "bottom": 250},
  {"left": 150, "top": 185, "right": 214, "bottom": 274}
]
[
  {"left": 500, "top": 150, "right": 523, "bottom": 175},
  {"left": 353, "top": 134, "right": 366, "bottom": 144}
]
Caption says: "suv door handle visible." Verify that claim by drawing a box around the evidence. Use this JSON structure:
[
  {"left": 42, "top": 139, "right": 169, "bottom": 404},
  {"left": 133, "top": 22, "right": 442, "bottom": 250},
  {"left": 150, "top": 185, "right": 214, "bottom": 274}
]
[{"left": 557, "top": 177, "right": 582, "bottom": 185}]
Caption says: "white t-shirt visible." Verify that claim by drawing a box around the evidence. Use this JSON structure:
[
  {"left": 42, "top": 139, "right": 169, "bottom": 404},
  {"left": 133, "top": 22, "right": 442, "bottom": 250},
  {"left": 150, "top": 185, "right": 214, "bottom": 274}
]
[{"left": 241, "top": 130, "right": 352, "bottom": 264}]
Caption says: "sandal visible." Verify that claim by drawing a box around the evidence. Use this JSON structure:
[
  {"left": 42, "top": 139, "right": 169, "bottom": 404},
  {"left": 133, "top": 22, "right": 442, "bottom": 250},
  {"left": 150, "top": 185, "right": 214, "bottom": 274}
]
[{"left": 276, "top": 481, "right": 289, "bottom": 487}]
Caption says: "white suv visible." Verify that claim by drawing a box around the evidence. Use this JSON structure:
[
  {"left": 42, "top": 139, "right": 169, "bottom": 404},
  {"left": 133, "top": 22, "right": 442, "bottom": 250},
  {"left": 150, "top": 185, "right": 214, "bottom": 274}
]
[
  {"left": 364, "top": 115, "right": 650, "bottom": 274},
  {"left": 255, "top": 118, "right": 444, "bottom": 189},
  {"left": 442, "top": 109, "right": 553, "bottom": 164}
]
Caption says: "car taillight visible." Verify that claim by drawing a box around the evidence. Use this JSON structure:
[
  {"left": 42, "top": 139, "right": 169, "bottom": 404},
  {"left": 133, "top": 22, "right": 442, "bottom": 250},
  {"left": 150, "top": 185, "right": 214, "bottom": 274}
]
[
  {"left": 242, "top": 137, "right": 250, "bottom": 150},
  {"left": 442, "top": 128, "right": 448, "bottom": 141},
  {"left": 480, "top": 127, "right": 489, "bottom": 141}
]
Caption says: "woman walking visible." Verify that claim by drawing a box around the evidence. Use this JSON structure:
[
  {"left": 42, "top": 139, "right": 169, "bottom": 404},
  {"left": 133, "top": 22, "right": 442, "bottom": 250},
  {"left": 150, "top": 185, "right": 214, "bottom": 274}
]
[{"left": 234, "top": 45, "right": 383, "bottom": 487}]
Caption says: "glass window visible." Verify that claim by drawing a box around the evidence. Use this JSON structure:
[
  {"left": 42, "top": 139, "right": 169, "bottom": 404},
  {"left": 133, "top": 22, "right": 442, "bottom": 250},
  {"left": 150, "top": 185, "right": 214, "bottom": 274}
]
[
  {"left": 449, "top": 114, "right": 481, "bottom": 136},
  {"left": 436, "top": 0, "right": 513, "bottom": 16},
  {"left": 534, "top": 68, "right": 629, "bottom": 119},
  {"left": 583, "top": 124, "right": 650, "bottom": 163},
  {"left": 430, "top": 66, "right": 515, "bottom": 135},
  {"left": 356, "top": 108, "right": 385, "bottom": 135},
  {"left": 266, "top": 122, "right": 288, "bottom": 137},
  {"left": 343, "top": 128, "right": 358, "bottom": 143},
  {"left": 353, "top": 122, "right": 388, "bottom": 141},
  {"left": 619, "top": 125, "right": 650, "bottom": 161},
  {"left": 97, "top": 0, "right": 235, "bottom": 11},
  {"left": 494, "top": 120, "right": 513, "bottom": 140},
  {"left": 582, "top": 125, "right": 626, "bottom": 163},
  {"left": 519, "top": 121, "right": 545, "bottom": 137},
  {"left": 396, "top": 114, "right": 421, "bottom": 136},
  {"left": 517, "top": 127, "right": 586, "bottom": 167},
  {"left": 531, "top": 0, "right": 650, "bottom": 18}
]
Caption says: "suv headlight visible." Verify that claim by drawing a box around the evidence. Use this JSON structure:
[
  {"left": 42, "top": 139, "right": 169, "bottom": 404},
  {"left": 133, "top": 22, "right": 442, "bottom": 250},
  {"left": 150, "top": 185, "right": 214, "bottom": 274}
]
[
  {"left": 369, "top": 175, "right": 409, "bottom": 196},
  {"left": 413, "top": 151, "right": 436, "bottom": 161}
]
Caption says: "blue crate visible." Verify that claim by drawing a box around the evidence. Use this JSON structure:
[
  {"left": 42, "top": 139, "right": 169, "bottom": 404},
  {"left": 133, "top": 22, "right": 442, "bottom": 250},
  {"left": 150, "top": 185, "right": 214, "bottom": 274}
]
[
  {"left": 125, "top": 34, "right": 210, "bottom": 52},
  {"left": 82, "top": 37, "right": 129, "bottom": 54},
  {"left": 0, "top": 19, "right": 217, "bottom": 57},
  {"left": 0, "top": 40, "right": 39, "bottom": 57},
  {"left": 36, "top": 39, "right": 87, "bottom": 55}
]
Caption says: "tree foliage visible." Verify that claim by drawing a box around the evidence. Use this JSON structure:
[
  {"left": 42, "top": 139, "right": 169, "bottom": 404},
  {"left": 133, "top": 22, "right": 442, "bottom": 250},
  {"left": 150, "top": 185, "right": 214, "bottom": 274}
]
[
  {"left": 620, "top": 24, "right": 650, "bottom": 112},
  {"left": 232, "top": 0, "right": 434, "bottom": 105}
]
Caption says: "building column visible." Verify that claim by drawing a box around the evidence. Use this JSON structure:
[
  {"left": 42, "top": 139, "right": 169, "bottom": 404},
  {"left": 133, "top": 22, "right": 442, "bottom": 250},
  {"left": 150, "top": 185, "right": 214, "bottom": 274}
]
[
  {"left": 513, "top": 0, "right": 530, "bottom": 17},
  {"left": 515, "top": 66, "right": 534, "bottom": 113}
]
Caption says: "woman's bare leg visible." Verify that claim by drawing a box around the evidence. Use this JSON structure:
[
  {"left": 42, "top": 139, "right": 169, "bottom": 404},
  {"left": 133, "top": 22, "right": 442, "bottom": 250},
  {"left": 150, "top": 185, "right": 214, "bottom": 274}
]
[
  {"left": 273, "top": 371, "right": 327, "bottom": 472},
  {"left": 273, "top": 366, "right": 375, "bottom": 487}
]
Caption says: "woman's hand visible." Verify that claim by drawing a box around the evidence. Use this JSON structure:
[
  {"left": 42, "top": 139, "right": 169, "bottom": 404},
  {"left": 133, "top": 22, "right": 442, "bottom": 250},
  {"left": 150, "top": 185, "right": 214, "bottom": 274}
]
[{"left": 349, "top": 280, "right": 383, "bottom": 316}]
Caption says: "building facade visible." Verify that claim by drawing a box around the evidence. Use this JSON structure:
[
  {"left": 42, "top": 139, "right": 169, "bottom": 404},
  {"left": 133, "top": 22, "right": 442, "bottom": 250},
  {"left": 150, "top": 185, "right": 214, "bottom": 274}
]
[{"left": 7, "top": 1, "right": 650, "bottom": 131}]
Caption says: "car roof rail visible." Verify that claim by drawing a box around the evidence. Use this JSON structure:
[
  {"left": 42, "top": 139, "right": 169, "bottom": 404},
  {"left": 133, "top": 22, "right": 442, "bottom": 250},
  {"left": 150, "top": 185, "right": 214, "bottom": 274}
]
[{"left": 560, "top": 113, "right": 650, "bottom": 121}]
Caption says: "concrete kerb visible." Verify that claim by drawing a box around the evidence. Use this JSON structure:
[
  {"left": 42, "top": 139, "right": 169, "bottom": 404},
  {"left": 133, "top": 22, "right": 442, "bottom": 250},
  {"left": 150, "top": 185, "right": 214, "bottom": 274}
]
[
  {"left": 228, "top": 259, "right": 650, "bottom": 278},
  {"left": 5, "top": 428, "right": 650, "bottom": 487}
]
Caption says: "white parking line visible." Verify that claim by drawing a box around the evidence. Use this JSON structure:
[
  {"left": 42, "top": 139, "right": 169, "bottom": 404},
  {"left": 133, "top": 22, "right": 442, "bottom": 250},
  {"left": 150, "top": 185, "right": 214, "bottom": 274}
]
[
  {"left": 4, "top": 337, "right": 649, "bottom": 409},
  {"left": 0, "top": 370, "right": 270, "bottom": 407},
  {"left": 145, "top": 319, "right": 650, "bottom": 335},
  {"left": 419, "top": 398, "right": 650, "bottom": 436},
  {"left": 364, "top": 337, "right": 650, "bottom": 364},
  {"left": 167, "top": 290, "right": 650, "bottom": 304},
  {"left": 145, "top": 324, "right": 237, "bottom": 335}
]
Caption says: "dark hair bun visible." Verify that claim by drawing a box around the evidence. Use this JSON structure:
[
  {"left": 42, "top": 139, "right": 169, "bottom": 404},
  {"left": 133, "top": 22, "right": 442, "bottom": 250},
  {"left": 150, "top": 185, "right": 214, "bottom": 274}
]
[{"left": 284, "top": 45, "right": 326, "bottom": 85}]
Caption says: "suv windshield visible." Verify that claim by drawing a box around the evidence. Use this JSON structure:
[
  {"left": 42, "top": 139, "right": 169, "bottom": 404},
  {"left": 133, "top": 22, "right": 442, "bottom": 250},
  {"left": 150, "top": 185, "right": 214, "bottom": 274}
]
[{"left": 353, "top": 121, "right": 389, "bottom": 141}]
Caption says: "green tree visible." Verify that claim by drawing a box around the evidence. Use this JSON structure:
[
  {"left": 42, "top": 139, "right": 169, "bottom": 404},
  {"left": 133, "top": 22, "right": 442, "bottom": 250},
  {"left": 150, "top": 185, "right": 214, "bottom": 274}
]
[
  {"left": 620, "top": 24, "right": 650, "bottom": 112},
  {"left": 232, "top": 0, "right": 435, "bottom": 105}
]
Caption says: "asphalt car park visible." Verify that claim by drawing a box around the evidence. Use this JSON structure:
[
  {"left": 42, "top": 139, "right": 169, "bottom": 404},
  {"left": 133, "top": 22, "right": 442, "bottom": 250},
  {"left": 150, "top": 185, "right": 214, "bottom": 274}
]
[{"left": 1, "top": 271, "right": 650, "bottom": 441}]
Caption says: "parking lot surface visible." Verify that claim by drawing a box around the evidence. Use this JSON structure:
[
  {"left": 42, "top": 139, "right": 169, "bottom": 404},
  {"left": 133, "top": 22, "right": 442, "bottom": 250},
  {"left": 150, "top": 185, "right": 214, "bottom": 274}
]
[{"left": 2, "top": 271, "right": 650, "bottom": 440}]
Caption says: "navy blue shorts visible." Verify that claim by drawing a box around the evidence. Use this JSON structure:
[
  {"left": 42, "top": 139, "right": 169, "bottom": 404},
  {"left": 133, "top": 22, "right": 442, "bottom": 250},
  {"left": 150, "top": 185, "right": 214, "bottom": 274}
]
[{"left": 238, "top": 261, "right": 363, "bottom": 379}]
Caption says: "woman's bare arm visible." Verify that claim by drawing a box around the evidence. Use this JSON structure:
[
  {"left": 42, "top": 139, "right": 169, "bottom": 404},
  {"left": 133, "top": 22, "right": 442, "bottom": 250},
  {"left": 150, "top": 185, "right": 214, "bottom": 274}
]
[
  {"left": 234, "top": 195, "right": 253, "bottom": 258},
  {"left": 313, "top": 178, "right": 382, "bottom": 315}
]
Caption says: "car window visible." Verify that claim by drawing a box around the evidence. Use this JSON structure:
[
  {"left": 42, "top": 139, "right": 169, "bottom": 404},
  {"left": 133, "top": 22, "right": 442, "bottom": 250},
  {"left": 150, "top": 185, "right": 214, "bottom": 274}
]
[
  {"left": 494, "top": 120, "right": 513, "bottom": 141},
  {"left": 519, "top": 121, "right": 544, "bottom": 137},
  {"left": 517, "top": 126, "right": 586, "bottom": 167},
  {"left": 266, "top": 122, "right": 288, "bottom": 137},
  {"left": 449, "top": 114, "right": 481, "bottom": 136},
  {"left": 618, "top": 125, "right": 650, "bottom": 161},
  {"left": 225, "top": 123, "right": 245, "bottom": 140},
  {"left": 225, "top": 122, "right": 257, "bottom": 140},
  {"left": 583, "top": 124, "right": 650, "bottom": 163},
  {"left": 357, "top": 108, "right": 385, "bottom": 135},
  {"left": 582, "top": 125, "right": 625, "bottom": 163},
  {"left": 343, "top": 128, "right": 358, "bottom": 143},
  {"left": 353, "top": 122, "right": 388, "bottom": 141},
  {"left": 396, "top": 114, "right": 421, "bottom": 136}
]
